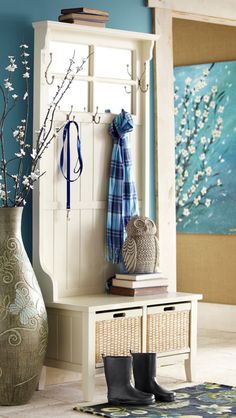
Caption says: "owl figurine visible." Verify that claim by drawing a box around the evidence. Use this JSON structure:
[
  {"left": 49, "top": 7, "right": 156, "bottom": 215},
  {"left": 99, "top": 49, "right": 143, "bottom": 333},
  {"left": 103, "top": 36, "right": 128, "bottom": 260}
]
[{"left": 122, "top": 216, "right": 160, "bottom": 274}]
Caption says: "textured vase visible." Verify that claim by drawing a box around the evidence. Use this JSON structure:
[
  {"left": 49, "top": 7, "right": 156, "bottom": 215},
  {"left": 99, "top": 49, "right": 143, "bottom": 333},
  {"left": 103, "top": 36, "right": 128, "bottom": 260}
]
[{"left": 0, "top": 207, "right": 48, "bottom": 405}]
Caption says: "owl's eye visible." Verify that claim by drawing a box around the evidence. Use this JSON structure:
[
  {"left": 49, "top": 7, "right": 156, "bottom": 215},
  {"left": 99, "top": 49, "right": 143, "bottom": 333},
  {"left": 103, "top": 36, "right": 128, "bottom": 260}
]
[
  {"left": 134, "top": 219, "right": 145, "bottom": 229},
  {"left": 146, "top": 220, "right": 154, "bottom": 228}
]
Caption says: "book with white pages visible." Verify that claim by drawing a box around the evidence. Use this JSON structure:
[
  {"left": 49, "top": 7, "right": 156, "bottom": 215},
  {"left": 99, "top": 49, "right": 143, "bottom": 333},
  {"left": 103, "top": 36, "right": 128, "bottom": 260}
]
[
  {"left": 112, "top": 277, "right": 168, "bottom": 289},
  {"left": 115, "top": 272, "right": 166, "bottom": 281}
]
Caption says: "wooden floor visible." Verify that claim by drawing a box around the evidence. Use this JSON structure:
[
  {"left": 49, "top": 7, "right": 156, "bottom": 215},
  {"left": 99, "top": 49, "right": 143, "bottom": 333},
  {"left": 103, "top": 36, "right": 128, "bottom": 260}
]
[{"left": 0, "top": 328, "right": 235, "bottom": 418}]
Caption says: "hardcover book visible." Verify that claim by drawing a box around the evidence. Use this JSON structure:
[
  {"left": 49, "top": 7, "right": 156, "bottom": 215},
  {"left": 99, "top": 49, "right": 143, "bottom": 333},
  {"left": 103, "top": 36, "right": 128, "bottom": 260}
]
[
  {"left": 58, "top": 13, "right": 109, "bottom": 22},
  {"left": 58, "top": 19, "right": 106, "bottom": 28},
  {"left": 115, "top": 272, "right": 166, "bottom": 281},
  {"left": 112, "top": 277, "right": 168, "bottom": 289},
  {"left": 61, "top": 7, "right": 109, "bottom": 17},
  {"left": 110, "top": 285, "right": 168, "bottom": 297}
]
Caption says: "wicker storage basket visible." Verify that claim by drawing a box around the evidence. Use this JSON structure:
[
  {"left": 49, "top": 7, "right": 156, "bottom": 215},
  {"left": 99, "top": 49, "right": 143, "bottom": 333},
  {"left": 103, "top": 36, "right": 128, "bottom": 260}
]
[
  {"left": 147, "top": 303, "right": 190, "bottom": 354},
  {"left": 95, "top": 309, "right": 142, "bottom": 366}
]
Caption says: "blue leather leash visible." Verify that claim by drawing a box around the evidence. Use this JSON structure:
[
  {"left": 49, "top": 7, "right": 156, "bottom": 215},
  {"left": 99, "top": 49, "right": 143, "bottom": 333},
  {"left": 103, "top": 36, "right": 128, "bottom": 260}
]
[{"left": 60, "top": 120, "right": 83, "bottom": 216}]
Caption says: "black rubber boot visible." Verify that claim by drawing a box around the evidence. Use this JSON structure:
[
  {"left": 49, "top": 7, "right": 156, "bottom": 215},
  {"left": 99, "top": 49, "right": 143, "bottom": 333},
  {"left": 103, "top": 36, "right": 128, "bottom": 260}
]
[
  {"left": 103, "top": 356, "right": 155, "bottom": 406},
  {"left": 132, "top": 352, "right": 176, "bottom": 402}
]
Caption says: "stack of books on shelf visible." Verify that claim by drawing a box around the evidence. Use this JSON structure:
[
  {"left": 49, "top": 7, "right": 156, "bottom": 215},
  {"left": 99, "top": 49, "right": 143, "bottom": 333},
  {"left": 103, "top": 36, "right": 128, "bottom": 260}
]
[
  {"left": 110, "top": 272, "right": 169, "bottom": 296},
  {"left": 58, "top": 7, "right": 109, "bottom": 27}
]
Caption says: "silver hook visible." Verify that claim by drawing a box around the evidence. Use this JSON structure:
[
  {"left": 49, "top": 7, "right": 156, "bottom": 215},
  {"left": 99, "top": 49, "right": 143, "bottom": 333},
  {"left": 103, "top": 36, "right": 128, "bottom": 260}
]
[
  {"left": 124, "top": 62, "right": 149, "bottom": 94},
  {"left": 138, "top": 62, "right": 149, "bottom": 93},
  {"left": 92, "top": 106, "right": 101, "bottom": 124},
  {"left": 124, "top": 86, "right": 132, "bottom": 94},
  {"left": 126, "top": 64, "right": 132, "bottom": 79},
  {"left": 45, "top": 53, "right": 55, "bottom": 85},
  {"left": 66, "top": 105, "right": 74, "bottom": 121},
  {"left": 124, "top": 64, "right": 132, "bottom": 94}
]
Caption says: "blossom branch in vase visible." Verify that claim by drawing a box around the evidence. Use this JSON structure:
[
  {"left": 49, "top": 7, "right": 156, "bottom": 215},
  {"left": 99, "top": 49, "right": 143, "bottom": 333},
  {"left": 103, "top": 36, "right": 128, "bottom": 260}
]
[
  {"left": 0, "top": 56, "right": 20, "bottom": 205},
  {"left": 0, "top": 45, "right": 91, "bottom": 208}
]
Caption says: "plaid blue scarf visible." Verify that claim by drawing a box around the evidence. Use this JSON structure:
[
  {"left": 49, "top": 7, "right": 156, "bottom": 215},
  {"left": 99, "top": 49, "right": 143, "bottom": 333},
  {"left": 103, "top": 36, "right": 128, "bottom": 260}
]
[{"left": 106, "top": 109, "right": 139, "bottom": 264}]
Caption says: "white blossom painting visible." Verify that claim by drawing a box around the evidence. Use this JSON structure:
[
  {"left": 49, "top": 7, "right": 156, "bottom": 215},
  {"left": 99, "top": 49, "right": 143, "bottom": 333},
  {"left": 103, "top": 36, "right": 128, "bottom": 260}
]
[{"left": 174, "top": 60, "right": 236, "bottom": 234}]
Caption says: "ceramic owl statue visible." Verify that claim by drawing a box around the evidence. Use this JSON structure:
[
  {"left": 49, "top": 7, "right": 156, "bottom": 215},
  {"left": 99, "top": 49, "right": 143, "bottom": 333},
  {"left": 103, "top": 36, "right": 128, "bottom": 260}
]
[{"left": 122, "top": 216, "right": 160, "bottom": 273}]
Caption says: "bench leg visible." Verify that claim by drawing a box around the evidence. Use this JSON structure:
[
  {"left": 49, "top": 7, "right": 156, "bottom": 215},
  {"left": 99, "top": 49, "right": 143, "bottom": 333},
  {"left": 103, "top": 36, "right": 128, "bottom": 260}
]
[
  {"left": 82, "top": 312, "right": 96, "bottom": 401},
  {"left": 185, "top": 300, "right": 198, "bottom": 382}
]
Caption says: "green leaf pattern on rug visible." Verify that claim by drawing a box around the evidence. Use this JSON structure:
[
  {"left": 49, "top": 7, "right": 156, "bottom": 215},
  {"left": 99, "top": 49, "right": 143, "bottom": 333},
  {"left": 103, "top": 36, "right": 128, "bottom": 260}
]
[
  {"left": 78, "top": 383, "right": 236, "bottom": 417},
  {"left": 197, "top": 403, "right": 232, "bottom": 415}
]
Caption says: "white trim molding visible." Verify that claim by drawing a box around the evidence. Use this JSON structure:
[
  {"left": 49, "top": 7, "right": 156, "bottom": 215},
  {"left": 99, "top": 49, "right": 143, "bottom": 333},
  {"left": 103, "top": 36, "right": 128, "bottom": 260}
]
[
  {"left": 147, "top": 0, "right": 236, "bottom": 25},
  {"left": 153, "top": 8, "right": 176, "bottom": 292},
  {"left": 148, "top": 0, "right": 236, "bottom": 295},
  {"left": 198, "top": 302, "right": 236, "bottom": 333}
]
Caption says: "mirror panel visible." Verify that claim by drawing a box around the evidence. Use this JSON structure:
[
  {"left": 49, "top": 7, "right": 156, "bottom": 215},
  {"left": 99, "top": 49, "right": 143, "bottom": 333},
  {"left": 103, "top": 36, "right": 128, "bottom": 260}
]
[
  {"left": 95, "top": 46, "right": 132, "bottom": 80},
  {"left": 94, "top": 82, "right": 132, "bottom": 114},
  {"left": 49, "top": 41, "right": 89, "bottom": 76},
  {"left": 49, "top": 79, "right": 88, "bottom": 112}
]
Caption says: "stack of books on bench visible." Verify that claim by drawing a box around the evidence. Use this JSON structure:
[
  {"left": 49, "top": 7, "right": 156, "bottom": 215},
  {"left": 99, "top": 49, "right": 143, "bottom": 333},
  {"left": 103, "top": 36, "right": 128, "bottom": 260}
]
[
  {"left": 110, "top": 272, "right": 168, "bottom": 296},
  {"left": 58, "top": 7, "right": 109, "bottom": 27}
]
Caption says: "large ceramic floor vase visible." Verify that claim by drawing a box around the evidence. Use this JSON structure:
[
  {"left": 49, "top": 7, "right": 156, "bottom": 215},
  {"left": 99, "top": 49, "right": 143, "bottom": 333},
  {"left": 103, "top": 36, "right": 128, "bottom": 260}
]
[{"left": 0, "top": 207, "right": 48, "bottom": 405}]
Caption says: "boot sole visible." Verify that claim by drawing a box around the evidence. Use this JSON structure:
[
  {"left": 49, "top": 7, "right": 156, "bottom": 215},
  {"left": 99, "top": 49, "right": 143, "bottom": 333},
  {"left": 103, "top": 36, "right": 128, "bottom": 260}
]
[
  {"left": 108, "top": 399, "right": 155, "bottom": 406},
  {"left": 155, "top": 395, "right": 176, "bottom": 402}
]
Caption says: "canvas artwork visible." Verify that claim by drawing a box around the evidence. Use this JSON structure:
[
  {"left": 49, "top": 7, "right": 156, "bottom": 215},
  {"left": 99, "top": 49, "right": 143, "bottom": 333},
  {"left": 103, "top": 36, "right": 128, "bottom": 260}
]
[{"left": 174, "top": 60, "right": 236, "bottom": 234}]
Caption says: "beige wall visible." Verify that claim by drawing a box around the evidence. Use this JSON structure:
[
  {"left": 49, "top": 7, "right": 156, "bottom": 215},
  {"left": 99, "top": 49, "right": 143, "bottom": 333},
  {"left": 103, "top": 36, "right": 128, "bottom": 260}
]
[{"left": 173, "top": 18, "right": 236, "bottom": 304}]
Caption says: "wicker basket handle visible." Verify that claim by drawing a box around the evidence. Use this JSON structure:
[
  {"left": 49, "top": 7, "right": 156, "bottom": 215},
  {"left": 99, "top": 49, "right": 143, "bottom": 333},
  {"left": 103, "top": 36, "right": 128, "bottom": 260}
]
[
  {"left": 163, "top": 306, "right": 175, "bottom": 311},
  {"left": 113, "top": 312, "right": 126, "bottom": 318}
]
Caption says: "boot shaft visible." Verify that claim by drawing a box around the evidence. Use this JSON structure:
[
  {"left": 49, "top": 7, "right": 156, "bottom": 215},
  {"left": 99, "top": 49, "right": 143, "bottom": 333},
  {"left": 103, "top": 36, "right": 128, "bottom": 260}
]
[
  {"left": 132, "top": 352, "right": 176, "bottom": 402},
  {"left": 103, "top": 356, "right": 133, "bottom": 387},
  {"left": 132, "top": 352, "right": 157, "bottom": 381},
  {"left": 103, "top": 355, "right": 155, "bottom": 405}
]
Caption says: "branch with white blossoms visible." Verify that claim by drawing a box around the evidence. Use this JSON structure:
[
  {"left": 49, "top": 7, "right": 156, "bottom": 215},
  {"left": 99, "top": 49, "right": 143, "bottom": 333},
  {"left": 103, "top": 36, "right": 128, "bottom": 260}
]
[
  {"left": 175, "top": 62, "right": 229, "bottom": 225},
  {"left": 0, "top": 54, "right": 20, "bottom": 204},
  {"left": 13, "top": 44, "right": 31, "bottom": 204},
  {"left": 15, "top": 50, "right": 93, "bottom": 207},
  {"left": 0, "top": 44, "right": 92, "bottom": 207}
]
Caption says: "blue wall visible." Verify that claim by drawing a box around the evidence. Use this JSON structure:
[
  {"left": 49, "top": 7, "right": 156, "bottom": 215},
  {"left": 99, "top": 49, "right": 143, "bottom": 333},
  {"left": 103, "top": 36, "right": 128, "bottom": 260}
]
[{"left": 0, "top": 0, "right": 155, "bottom": 259}]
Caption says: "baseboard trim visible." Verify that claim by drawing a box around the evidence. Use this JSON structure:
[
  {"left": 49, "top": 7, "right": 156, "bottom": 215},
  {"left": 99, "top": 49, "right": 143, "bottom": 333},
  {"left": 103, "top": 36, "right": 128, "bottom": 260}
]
[{"left": 198, "top": 302, "right": 236, "bottom": 332}]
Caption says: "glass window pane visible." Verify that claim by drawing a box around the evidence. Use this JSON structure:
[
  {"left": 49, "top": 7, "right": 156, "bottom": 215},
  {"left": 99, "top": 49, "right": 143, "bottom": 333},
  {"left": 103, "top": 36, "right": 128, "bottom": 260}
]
[
  {"left": 49, "top": 79, "right": 88, "bottom": 112},
  {"left": 95, "top": 47, "right": 132, "bottom": 80},
  {"left": 49, "top": 41, "right": 89, "bottom": 75},
  {"left": 94, "top": 82, "right": 132, "bottom": 114}
]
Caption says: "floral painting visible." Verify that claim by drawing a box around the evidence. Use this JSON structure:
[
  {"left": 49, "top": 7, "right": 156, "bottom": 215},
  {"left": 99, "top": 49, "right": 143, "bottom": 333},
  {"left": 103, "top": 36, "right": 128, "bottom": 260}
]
[{"left": 174, "top": 60, "right": 236, "bottom": 234}]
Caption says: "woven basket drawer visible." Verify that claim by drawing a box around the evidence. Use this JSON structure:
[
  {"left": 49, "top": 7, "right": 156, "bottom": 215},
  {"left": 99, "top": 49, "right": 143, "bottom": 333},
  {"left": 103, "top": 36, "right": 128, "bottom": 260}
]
[
  {"left": 95, "top": 309, "right": 142, "bottom": 366},
  {"left": 147, "top": 303, "right": 190, "bottom": 354}
]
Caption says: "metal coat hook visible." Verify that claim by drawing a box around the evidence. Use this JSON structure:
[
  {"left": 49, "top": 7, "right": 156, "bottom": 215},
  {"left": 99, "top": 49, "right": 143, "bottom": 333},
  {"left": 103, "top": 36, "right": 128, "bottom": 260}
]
[
  {"left": 55, "top": 106, "right": 75, "bottom": 135},
  {"left": 126, "top": 64, "right": 132, "bottom": 78},
  {"left": 45, "top": 52, "right": 55, "bottom": 85},
  {"left": 92, "top": 106, "right": 101, "bottom": 124},
  {"left": 124, "top": 85, "right": 132, "bottom": 94},
  {"left": 124, "top": 62, "right": 149, "bottom": 94},
  {"left": 124, "top": 64, "right": 132, "bottom": 94},
  {"left": 138, "top": 62, "right": 149, "bottom": 93},
  {"left": 66, "top": 105, "right": 75, "bottom": 121}
]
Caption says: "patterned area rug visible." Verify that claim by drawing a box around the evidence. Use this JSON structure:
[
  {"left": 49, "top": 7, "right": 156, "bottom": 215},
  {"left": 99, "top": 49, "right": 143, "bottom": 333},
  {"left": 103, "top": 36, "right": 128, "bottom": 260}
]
[{"left": 75, "top": 383, "right": 236, "bottom": 417}]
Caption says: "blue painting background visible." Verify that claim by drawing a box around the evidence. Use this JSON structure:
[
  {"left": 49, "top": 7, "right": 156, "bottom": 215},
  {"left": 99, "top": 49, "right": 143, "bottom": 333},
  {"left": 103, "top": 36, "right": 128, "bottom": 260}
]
[{"left": 174, "top": 60, "right": 236, "bottom": 234}]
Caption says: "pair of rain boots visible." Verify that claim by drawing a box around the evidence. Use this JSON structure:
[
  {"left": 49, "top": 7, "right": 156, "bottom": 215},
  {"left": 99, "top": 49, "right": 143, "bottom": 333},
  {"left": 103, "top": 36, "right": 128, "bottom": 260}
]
[{"left": 103, "top": 353, "right": 176, "bottom": 406}]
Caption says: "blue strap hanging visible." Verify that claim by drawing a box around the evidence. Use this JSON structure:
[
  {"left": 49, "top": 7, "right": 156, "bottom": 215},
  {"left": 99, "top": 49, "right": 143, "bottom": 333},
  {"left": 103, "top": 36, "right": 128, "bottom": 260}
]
[{"left": 60, "top": 120, "right": 83, "bottom": 213}]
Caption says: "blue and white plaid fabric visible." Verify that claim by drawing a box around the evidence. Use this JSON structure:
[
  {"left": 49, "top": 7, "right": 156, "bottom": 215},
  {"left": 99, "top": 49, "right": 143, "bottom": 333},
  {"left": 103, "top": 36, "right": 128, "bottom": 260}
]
[{"left": 106, "top": 109, "right": 139, "bottom": 264}]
